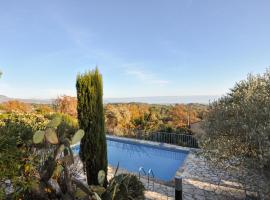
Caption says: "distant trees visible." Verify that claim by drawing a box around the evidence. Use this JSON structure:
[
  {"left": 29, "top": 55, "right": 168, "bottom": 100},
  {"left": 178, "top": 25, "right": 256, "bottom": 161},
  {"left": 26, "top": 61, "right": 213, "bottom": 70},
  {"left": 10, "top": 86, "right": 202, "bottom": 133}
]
[
  {"left": 105, "top": 103, "right": 207, "bottom": 136},
  {"left": 76, "top": 68, "right": 108, "bottom": 186},
  {"left": 0, "top": 98, "right": 207, "bottom": 137},
  {"left": 1, "top": 100, "right": 32, "bottom": 113},
  {"left": 54, "top": 95, "right": 77, "bottom": 117},
  {"left": 35, "top": 104, "right": 53, "bottom": 115},
  {"left": 170, "top": 104, "right": 203, "bottom": 128}
]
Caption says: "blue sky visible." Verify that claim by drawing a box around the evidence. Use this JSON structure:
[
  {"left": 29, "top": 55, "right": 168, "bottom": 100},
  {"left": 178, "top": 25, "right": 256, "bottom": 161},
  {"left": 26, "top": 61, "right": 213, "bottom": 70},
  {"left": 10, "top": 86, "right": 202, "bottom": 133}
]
[{"left": 0, "top": 0, "right": 269, "bottom": 99}]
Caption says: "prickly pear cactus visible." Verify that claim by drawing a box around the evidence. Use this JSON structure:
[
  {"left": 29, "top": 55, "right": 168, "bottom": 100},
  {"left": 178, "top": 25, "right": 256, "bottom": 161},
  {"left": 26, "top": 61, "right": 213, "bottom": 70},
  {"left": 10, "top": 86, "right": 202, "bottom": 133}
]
[
  {"left": 45, "top": 128, "right": 59, "bottom": 144},
  {"left": 46, "top": 116, "right": 62, "bottom": 128},
  {"left": 33, "top": 130, "right": 45, "bottom": 144},
  {"left": 71, "top": 129, "right": 85, "bottom": 145},
  {"left": 98, "top": 170, "right": 106, "bottom": 186},
  {"left": 32, "top": 116, "right": 98, "bottom": 199}
]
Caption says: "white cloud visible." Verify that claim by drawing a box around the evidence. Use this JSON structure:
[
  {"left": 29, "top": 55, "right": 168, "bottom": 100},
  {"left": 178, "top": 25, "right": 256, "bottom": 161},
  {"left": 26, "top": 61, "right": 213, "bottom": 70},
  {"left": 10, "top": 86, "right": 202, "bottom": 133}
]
[
  {"left": 45, "top": 88, "right": 76, "bottom": 98},
  {"left": 124, "top": 65, "right": 169, "bottom": 86},
  {"left": 0, "top": 82, "right": 76, "bottom": 99}
]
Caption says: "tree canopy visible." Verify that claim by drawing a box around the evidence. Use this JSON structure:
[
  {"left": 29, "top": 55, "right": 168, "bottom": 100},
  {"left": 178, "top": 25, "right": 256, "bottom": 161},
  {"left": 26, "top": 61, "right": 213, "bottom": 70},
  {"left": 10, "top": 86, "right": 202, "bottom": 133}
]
[{"left": 200, "top": 69, "right": 270, "bottom": 170}]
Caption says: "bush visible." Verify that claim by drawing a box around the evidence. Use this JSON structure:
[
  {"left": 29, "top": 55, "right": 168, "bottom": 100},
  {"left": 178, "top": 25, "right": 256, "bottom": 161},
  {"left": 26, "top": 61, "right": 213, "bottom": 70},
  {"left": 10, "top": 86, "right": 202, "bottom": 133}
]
[
  {"left": 0, "top": 113, "right": 48, "bottom": 144},
  {"left": 200, "top": 69, "right": 270, "bottom": 169},
  {"left": 103, "top": 174, "right": 145, "bottom": 200},
  {"left": 0, "top": 113, "right": 47, "bottom": 198}
]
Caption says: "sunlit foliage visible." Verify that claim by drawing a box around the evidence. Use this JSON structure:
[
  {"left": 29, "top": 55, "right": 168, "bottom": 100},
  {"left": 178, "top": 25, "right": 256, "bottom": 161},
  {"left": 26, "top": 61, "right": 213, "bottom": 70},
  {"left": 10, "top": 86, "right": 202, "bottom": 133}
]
[
  {"left": 54, "top": 95, "right": 77, "bottom": 117},
  {"left": 1, "top": 100, "right": 32, "bottom": 113},
  {"left": 201, "top": 69, "right": 270, "bottom": 170},
  {"left": 0, "top": 113, "right": 48, "bottom": 198}
]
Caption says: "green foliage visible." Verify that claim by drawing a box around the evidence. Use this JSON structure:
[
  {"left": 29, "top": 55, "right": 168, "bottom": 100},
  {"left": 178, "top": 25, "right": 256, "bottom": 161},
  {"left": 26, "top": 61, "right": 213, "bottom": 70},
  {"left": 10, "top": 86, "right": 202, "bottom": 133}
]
[
  {"left": 47, "top": 113, "right": 79, "bottom": 139},
  {"left": 0, "top": 113, "right": 46, "bottom": 198},
  {"left": 76, "top": 68, "right": 108, "bottom": 186},
  {"left": 103, "top": 174, "right": 145, "bottom": 200},
  {"left": 0, "top": 113, "right": 48, "bottom": 145},
  {"left": 105, "top": 103, "right": 207, "bottom": 137},
  {"left": 201, "top": 69, "right": 270, "bottom": 170}
]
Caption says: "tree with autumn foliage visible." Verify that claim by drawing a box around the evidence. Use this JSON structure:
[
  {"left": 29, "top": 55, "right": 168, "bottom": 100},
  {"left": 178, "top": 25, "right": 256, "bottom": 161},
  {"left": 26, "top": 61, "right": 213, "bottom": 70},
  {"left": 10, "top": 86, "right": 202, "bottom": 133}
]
[
  {"left": 34, "top": 104, "right": 53, "bottom": 115},
  {"left": 53, "top": 95, "right": 77, "bottom": 117},
  {"left": 1, "top": 100, "right": 32, "bottom": 113}
]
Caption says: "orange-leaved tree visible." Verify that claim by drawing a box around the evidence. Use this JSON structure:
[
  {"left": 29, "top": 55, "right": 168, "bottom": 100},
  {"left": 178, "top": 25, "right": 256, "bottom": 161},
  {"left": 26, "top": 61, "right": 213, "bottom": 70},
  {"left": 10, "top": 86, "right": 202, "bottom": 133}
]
[
  {"left": 54, "top": 95, "right": 77, "bottom": 117},
  {"left": 2, "top": 100, "right": 32, "bottom": 113}
]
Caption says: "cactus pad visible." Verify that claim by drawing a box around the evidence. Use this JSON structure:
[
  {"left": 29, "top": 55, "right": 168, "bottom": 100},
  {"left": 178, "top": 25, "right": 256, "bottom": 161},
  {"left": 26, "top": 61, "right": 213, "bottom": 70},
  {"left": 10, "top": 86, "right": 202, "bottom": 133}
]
[
  {"left": 98, "top": 170, "right": 106, "bottom": 186},
  {"left": 33, "top": 130, "right": 45, "bottom": 144},
  {"left": 46, "top": 117, "right": 62, "bottom": 128},
  {"left": 45, "top": 128, "right": 59, "bottom": 144},
  {"left": 71, "top": 129, "right": 85, "bottom": 145}
]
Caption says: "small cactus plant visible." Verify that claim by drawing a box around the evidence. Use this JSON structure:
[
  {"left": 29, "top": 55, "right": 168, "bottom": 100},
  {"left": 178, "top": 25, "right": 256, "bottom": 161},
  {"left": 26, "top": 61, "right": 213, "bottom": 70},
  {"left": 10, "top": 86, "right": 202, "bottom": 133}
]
[{"left": 32, "top": 117, "right": 94, "bottom": 199}]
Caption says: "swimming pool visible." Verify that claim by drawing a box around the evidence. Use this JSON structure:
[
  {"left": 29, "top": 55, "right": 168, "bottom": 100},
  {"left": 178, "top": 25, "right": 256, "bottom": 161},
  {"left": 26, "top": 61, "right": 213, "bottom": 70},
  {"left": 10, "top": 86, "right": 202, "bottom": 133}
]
[{"left": 72, "top": 137, "right": 189, "bottom": 181}]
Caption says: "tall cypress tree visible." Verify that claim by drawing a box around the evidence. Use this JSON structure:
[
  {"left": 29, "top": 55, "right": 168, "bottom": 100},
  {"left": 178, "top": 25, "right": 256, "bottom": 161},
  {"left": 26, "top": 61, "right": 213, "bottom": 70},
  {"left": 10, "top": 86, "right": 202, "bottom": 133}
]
[{"left": 76, "top": 68, "right": 108, "bottom": 186}]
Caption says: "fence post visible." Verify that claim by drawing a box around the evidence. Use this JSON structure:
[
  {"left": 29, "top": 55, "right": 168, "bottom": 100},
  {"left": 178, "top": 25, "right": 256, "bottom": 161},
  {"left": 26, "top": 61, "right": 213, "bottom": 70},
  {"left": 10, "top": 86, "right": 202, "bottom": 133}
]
[{"left": 175, "top": 176, "right": 182, "bottom": 200}]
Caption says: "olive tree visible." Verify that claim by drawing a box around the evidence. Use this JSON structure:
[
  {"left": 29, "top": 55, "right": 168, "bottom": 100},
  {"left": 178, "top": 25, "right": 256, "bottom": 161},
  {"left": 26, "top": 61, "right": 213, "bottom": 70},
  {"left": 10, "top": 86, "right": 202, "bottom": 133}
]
[{"left": 200, "top": 69, "right": 270, "bottom": 197}]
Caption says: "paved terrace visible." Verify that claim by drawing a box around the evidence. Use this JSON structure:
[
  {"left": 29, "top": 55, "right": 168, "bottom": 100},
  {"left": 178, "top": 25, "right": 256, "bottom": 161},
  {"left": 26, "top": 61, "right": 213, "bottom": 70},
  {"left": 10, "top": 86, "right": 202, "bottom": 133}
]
[
  {"left": 108, "top": 154, "right": 269, "bottom": 200},
  {"left": 178, "top": 153, "right": 270, "bottom": 200},
  {"left": 73, "top": 136, "right": 270, "bottom": 200}
]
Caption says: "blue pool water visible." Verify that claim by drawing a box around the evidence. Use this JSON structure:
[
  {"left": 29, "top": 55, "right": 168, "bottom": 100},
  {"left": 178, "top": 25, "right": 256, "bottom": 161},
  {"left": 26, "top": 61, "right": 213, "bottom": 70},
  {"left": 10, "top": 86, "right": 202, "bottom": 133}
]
[{"left": 72, "top": 138, "right": 188, "bottom": 181}]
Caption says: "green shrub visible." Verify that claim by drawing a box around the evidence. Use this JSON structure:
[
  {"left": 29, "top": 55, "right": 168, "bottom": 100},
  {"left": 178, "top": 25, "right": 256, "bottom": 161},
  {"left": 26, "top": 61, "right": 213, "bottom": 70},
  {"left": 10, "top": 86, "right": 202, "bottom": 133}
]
[
  {"left": 201, "top": 69, "right": 270, "bottom": 169},
  {"left": 0, "top": 113, "right": 48, "bottom": 145},
  {"left": 0, "top": 113, "right": 47, "bottom": 198},
  {"left": 103, "top": 174, "right": 145, "bottom": 200}
]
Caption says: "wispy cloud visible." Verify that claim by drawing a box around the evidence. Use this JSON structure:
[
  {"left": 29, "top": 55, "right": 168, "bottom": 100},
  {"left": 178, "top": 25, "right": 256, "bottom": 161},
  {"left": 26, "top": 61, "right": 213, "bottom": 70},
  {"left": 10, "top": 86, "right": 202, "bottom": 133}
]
[
  {"left": 0, "top": 81, "right": 76, "bottom": 99},
  {"left": 46, "top": 88, "right": 76, "bottom": 98},
  {"left": 124, "top": 64, "right": 169, "bottom": 86}
]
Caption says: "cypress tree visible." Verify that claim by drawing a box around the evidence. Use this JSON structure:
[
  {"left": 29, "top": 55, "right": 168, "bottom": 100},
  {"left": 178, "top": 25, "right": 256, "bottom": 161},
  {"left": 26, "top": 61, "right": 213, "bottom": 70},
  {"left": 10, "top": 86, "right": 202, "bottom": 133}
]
[{"left": 76, "top": 68, "right": 108, "bottom": 186}]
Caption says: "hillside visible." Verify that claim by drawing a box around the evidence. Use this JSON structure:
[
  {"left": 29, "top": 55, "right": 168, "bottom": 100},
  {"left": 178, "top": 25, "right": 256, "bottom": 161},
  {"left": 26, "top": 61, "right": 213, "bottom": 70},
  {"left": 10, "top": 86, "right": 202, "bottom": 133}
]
[
  {"left": 0, "top": 95, "right": 220, "bottom": 105},
  {"left": 0, "top": 95, "right": 53, "bottom": 104}
]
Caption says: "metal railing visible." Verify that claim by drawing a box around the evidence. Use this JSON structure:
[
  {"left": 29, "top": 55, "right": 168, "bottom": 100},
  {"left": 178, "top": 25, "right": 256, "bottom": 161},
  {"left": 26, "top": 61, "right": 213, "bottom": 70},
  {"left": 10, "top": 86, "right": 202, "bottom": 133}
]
[
  {"left": 107, "top": 131, "right": 199, "bottom": 148},
  {"left": 137, "top": 167, "right": 173, "bottom": 199},
  {"left": 137, "top": 131, "right": 199, "bottom": 148},
  {"left": 138, "top": 167, "right": 155, "bottom": 190},
  {"left": 138, "top": 166, "right": 147, "bottom": 179},
  {"left": 147, "top": 168, "right": 155, "bottom": 189}
]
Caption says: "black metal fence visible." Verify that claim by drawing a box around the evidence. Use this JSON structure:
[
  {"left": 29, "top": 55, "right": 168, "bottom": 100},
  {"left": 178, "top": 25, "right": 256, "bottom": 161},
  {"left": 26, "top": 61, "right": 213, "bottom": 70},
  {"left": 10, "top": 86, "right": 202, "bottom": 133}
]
[
  {"left": 143, "top": 132, "right": 198, "bottom": 148},
  {"left": 108, "top": 131, "right": 199, "bottom": 148}
]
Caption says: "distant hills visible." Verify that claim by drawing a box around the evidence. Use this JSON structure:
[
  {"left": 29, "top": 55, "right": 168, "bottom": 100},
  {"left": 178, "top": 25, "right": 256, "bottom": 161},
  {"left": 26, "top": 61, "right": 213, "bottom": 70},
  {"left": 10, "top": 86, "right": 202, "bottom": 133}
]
[
  {"left": 104, "top": 95, "right": 220, "bottom": 104},
  {"left": 0, "top": 95, "right": 53, "bottom": 104},
  {"left": 0, "top": 95, "right": 220, "bottom": 105}
]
